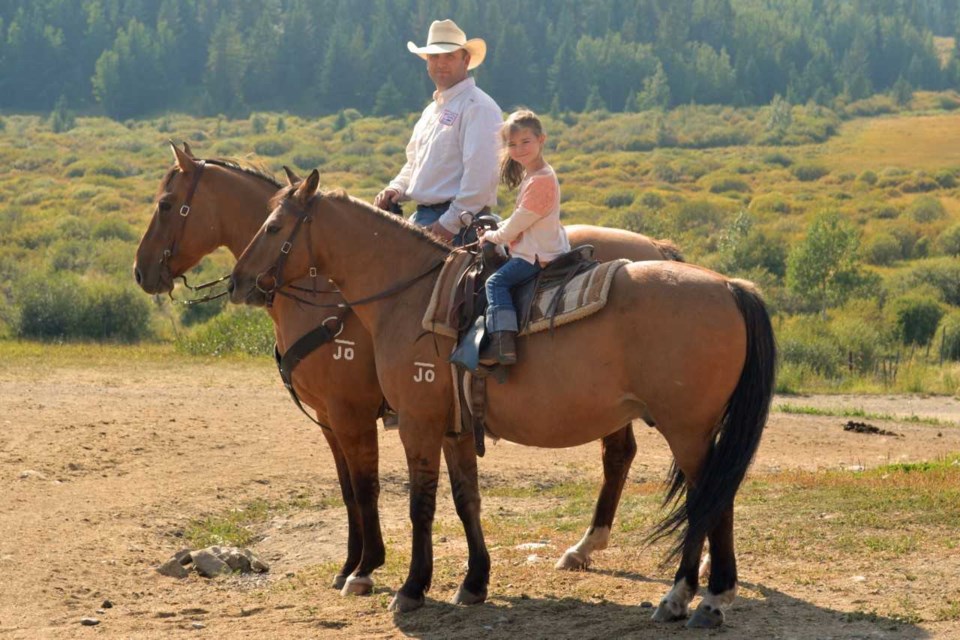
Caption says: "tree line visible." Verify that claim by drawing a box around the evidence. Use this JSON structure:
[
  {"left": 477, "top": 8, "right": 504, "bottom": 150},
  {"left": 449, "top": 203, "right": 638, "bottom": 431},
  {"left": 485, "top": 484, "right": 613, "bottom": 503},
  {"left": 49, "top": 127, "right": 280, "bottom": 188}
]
[{"left": 2, "top": 0, "right": 960, "bottom": 120}]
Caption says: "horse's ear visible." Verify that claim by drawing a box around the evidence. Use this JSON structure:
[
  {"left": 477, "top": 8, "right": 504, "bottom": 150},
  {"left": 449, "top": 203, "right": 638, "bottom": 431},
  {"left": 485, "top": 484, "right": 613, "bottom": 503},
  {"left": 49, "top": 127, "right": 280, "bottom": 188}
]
[
  {"left": 282, "top": 165, "right": 302, "bottom": 187},
  {"left": 294, "top": 169, "right": 320, "bottom": 202},
  {"left": 182, "top": 141, "right": 194, "bottom": 157},
  {"left": 169, "top": 140, "right": 197, "bottom": 173}
]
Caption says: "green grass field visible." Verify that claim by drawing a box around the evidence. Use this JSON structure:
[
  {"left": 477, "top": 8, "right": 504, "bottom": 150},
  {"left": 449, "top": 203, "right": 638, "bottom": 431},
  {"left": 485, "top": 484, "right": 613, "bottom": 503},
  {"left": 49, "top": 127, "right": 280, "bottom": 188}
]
[{"left": 4, "top": 92, "right": 960, "bottom": 393}]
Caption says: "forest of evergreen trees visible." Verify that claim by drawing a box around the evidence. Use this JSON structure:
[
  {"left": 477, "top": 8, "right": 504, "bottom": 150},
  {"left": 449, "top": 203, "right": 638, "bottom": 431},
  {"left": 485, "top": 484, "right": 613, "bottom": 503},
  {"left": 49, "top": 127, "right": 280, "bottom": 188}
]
[{"left": 2, "top": 0, "right": 960, "bottom": 120}]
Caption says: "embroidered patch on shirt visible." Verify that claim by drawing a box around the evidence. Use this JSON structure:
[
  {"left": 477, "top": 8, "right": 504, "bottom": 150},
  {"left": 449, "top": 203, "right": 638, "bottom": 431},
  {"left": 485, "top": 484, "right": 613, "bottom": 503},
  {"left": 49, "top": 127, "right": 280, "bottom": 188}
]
[{"left": 439, "top": 109, "right": 459, "bottom": 126}]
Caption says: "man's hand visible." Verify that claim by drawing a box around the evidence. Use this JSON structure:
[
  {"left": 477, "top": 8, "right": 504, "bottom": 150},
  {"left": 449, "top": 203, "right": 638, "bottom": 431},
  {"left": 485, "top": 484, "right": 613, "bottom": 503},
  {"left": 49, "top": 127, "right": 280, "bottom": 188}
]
[
  {"left": 477, "top": 229, "right": 488, "bottom": 246},
  {"left": 374, "top": 188, "right": 400, "bottom": 210},
  {"left": 427, "top": 221, "right": 456, "bottom": 243}
]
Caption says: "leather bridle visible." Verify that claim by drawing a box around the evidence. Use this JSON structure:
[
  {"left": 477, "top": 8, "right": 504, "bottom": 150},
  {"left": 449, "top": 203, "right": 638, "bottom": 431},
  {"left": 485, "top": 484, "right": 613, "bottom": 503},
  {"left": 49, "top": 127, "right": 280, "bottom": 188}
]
[{"left": 253, "top": 200, "right": 444, "bottom": 310}]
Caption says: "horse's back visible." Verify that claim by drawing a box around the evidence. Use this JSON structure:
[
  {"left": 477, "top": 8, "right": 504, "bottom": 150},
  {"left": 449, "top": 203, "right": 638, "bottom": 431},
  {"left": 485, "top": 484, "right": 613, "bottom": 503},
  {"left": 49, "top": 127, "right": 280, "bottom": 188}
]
[{"left": 566, "top": 225, "right": 668, "bottom": 262}]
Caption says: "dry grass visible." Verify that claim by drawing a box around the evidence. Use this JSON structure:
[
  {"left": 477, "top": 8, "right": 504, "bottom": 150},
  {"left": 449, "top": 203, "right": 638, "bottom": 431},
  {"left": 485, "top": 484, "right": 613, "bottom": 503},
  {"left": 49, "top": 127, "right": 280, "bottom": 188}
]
[{"left": 824, "top": 113, "right": 960, "bottom": 172}]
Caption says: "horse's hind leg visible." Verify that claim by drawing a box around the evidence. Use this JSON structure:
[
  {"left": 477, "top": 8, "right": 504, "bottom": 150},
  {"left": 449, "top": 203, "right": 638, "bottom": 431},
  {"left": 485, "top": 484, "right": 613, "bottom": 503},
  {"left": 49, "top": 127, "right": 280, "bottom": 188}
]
[
  {"left": 442, "top": 433, "right": 490, "bottom": 605},
  {"left": 651, "top": 511, "right": 706, "bottom": 623},
  {"left": 687, "top": 506, "right": 736, "bottom": 629},
  {"left": 321, "top": 429, "right": 364, "bottom": 590},
  {"left": 556, "top": 424, "right": 636, "bottom": 571}
]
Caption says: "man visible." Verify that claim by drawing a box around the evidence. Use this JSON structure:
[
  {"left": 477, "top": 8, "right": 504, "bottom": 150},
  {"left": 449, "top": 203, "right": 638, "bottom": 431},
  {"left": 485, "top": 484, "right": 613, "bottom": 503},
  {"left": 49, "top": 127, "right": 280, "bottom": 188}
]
[{"left": 374, "top": 19, "right": 502, "bottom": 244}]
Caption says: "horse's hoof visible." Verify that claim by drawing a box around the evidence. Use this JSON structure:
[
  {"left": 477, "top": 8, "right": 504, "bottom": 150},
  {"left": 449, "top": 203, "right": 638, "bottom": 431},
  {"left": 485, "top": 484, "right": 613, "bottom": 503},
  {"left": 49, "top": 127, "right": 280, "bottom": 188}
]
[
  {"left": 555, "top": 549, "right": 591, "bottom": 571},
  {"left": 332, "top": 573, "right": 348, "bottom": 590},
  {"left": 388, "top": 592, "right": 424, "bottom": 613},
  {"left": 451, "top": 586, "right": 487, "bottom": 605},
  {"left": 651, "top": 599, "right": 688, "bottom": 623},
  {"left": 340, "top": 574, "right": 374, "bottom": 596},
  {"left": 687, "top": 603, "right": 724, "bottom": 629}
]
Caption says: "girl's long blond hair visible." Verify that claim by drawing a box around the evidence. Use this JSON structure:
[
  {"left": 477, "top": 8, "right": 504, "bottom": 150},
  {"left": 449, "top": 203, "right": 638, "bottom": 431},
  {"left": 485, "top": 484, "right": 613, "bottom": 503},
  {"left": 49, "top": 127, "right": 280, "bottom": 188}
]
[{"left": 499, "top": 109, "right": 545, "bottom": 190}]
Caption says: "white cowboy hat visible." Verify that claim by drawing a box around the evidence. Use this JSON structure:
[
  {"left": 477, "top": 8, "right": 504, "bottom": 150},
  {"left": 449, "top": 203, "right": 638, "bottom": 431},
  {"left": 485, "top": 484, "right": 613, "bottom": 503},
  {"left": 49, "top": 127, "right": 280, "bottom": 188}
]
[{"left": 407, "top": 19, "right": 486, "bottom": 70}]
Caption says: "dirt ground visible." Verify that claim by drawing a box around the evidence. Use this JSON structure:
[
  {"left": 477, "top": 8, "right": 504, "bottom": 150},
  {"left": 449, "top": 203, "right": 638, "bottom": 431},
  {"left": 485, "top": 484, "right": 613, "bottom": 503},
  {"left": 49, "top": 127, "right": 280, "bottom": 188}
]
[{"left": 1, "top": 357, "right": 959, "bottom": 639}]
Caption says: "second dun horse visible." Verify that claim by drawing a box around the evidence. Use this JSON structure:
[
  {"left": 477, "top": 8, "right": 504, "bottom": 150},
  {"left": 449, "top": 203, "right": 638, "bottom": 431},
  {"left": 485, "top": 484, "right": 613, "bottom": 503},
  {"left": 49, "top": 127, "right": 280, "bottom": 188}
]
[
  {"left": 133, "top": 144, "right": 684, "bottom": 599},
  {"left": 229, "top": 170, "right": 776, "bottom": 629}
]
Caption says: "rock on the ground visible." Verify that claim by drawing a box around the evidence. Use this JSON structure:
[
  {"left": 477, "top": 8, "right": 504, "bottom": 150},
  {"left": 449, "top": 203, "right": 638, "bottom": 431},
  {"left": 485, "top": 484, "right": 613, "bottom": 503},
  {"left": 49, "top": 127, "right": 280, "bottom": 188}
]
[
  {"left": 157, "top": 545, "right": 269, "bottom": 579},
  {"left": 80, "top": 618, "right": 100, "bottom": 626},
  {"left": 157, "top": 557, "right": 190, "bottom": 578},
  {"left": 190, "top": 549, "right": 230, "bottom": 578}
]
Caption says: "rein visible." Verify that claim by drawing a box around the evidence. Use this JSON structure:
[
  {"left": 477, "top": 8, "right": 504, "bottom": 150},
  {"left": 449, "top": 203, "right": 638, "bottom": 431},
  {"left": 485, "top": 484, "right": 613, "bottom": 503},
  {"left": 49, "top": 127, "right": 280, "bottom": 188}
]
[
  {"left": 256, "top": 205, "right": 445, "bottom": 310},
  {"left": 174, "top": 273, "right": 231, "bottom": 305}
]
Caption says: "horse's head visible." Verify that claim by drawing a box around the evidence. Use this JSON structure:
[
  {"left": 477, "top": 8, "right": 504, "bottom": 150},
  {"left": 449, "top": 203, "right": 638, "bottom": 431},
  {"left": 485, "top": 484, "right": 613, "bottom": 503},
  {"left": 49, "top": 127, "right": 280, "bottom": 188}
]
[
  {"left": 134, "top": 142, "right": 224, "bottom": 294},
  {"left": 230, "top": 168, "right": 322, "bottom": 306}
]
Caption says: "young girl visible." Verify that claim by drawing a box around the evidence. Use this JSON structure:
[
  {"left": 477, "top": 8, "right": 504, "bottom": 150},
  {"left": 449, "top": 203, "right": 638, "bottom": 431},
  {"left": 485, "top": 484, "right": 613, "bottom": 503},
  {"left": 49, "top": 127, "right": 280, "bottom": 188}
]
[{"left": 479, "top": 109, "right": 570, "bottom": 365}]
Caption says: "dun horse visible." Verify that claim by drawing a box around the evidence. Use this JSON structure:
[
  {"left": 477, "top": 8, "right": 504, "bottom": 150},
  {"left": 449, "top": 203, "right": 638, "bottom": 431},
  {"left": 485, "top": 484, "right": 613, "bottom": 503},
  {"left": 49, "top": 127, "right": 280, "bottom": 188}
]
[
  {"left": 133, "top": 144, "right": 684, "bottom": 597},
  {"left": 229, "top": 171, "right": 775, "bottom": 629}
]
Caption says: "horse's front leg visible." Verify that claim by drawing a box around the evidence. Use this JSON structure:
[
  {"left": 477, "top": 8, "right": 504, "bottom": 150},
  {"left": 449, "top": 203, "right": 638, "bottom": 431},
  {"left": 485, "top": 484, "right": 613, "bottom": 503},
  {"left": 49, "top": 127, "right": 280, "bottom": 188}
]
[
  {"left": 330, "top": 411, "right": 385, "bottom": 597},
  {"left": 442, "top": 433, "right": 489, "bottom": 605},
  {"left": 389, "top": 420, "right": 445, "bottom": 613},
  {"left": 320, "top": 428, "right": 364, "bottom": 590},
  {"left": 556, "top": 424, "right": 636, "bottom": 571}
]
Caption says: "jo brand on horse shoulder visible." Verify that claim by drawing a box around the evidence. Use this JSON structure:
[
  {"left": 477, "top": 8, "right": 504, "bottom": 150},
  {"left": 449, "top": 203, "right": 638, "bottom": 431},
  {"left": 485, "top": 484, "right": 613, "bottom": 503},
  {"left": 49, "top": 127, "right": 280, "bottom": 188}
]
[{"left": 229, "top": 169, "right": 777, "bottom": 628}]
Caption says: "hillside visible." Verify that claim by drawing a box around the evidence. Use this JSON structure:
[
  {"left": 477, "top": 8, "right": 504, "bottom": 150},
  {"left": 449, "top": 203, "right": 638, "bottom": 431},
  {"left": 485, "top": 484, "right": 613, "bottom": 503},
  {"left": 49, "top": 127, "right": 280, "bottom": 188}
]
[{"left": 4, "top": 93, "right": 960, "bottom": 392}]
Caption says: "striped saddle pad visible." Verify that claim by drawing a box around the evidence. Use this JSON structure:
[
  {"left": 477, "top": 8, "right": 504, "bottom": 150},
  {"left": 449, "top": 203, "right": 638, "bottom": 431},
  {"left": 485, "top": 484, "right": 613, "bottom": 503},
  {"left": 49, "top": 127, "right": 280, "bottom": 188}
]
[{"left": 422, "top": 249, "right": 629, "bottom": 338}]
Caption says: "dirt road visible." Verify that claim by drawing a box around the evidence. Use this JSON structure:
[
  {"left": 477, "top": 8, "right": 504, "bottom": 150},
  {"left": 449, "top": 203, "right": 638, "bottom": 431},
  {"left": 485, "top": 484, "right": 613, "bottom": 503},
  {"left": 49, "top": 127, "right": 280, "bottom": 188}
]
[{"left": 1, "top": 354, "right": 958, "bottom": 638}]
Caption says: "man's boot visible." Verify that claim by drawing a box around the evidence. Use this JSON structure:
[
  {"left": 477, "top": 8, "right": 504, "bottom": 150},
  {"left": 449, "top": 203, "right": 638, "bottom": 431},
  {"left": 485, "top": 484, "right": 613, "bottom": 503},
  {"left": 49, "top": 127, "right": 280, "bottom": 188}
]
[{"left": 479, "top": 331, "right": 517, "bottom": 366}]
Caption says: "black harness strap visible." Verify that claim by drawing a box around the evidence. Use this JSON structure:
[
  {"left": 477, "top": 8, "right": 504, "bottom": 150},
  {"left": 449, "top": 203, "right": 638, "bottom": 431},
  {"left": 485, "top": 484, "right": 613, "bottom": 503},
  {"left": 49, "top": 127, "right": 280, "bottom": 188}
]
[{"left": 273, "top": 323, "right": 337, "bottom": 431}]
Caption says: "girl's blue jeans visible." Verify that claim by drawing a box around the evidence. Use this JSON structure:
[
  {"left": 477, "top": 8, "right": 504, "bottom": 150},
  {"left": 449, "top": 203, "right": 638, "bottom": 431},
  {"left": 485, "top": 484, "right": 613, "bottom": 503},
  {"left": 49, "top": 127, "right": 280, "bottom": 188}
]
[{"left": 485, "top": 257, "right": 541, "bottom": 333}]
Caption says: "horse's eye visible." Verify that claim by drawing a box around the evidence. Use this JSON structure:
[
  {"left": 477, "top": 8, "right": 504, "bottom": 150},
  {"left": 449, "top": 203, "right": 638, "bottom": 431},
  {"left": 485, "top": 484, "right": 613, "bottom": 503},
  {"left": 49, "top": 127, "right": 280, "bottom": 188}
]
[
  {"left": 266, "top": 224, "right": 282, "bottom": 235},
  {"left": 158, "top": 201, "right": 172, "bottom": 213}
]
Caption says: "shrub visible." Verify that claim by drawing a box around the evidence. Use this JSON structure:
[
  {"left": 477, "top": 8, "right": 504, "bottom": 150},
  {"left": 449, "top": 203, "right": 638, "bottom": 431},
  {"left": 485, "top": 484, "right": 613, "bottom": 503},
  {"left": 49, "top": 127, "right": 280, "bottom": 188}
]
[
  {"left": 870, "top": 204, "right": 899, "bottom": 219},
  {"left": 292, "top": 152, "right": 326, "bottom": 170},
  {"left": 254, "top": 139, "right": 293, "bottom": 157},
  {"left": 604, "top": 190, "right": 635, "bottom": 208},
  {"left": 638, "top": 191, "right": 666, "bottom": 210},
  {"left": 791, "top": 163, "right": 829, "bottom": 182},
  {"left": 651, "top": 163, "right": 679, "bottom": 183},
  {"left": 672, "top": 199, "right": 725, "bottom": 232},
  {"left": 862, "top": 232, "right": 902, "bottom": 265},
  {"left": 900, "top": 175, "right": 939, "bottom": 193},
  {"left": 936, "top": 224, "right": 960, "bottom": 257},
  {"left": 891, "top": 258, "right": 960, "bottom": 304},
  {"left": 761, "top": 151, "right": 793, "bottom": 167},
  {"left": 176, "top": 307, "right": 274, "bottom": 356},
  {"left": 934, "top": 169, "right": 957, "bottom": 189},
  {"left": 888, "top": 294, "right": 944, "bottom": 346},
  {"left": 92, "top": 219, "right": 137, "bottom": 242},
  {"left": 857, "top": 170, "right": 878, "bottom": 185},
  {"left": 906, "top": 196, "right": 946, "bottom": 223},
  {"left": 778, "top": 318, "right": 842, "bottom": 377},
  {"left": 938, "top": 94, "right": 960, "bottom": 110},
  {"left": 16, "top": 275, "right": 152, "bottom": 342},
  {"left": 937, "top": 312, "right": 960, "bottom": 361},
  {"left": 708, "top": 176, "right": 751, "bottom": 194},
  {"left": 749, "top": 193, "right": 791, "bottom": 214}
]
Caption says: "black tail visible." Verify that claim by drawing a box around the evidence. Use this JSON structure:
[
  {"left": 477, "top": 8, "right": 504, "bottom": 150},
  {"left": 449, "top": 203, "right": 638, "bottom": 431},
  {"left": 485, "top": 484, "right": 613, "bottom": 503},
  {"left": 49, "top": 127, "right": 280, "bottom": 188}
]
[{"left": 648, "top": 279, "right": 776, "bottom": 561}]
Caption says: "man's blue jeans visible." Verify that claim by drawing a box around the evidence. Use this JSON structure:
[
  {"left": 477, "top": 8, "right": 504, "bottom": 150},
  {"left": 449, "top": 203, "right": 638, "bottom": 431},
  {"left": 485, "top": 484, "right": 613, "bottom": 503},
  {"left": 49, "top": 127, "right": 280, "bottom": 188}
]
[
  {"left": 485, "top": 257, "right": 541, "bottom": 333},
  {"left": 410, "top": 203, "right": 478, "bottom": 245}
]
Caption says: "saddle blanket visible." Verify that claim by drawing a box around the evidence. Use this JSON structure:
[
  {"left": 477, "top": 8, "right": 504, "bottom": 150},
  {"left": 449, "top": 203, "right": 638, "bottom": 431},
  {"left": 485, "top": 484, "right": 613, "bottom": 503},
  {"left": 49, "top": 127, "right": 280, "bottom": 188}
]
[{"left": 422, "top": 249, "right": 630, "bottom": 338}]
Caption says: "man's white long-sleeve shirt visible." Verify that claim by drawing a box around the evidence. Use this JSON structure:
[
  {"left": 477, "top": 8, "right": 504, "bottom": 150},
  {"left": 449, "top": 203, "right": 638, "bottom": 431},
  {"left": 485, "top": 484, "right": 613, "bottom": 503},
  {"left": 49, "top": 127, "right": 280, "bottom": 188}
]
[{"left": 388, "top": 77, "right": 502, "bottom": 233}]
